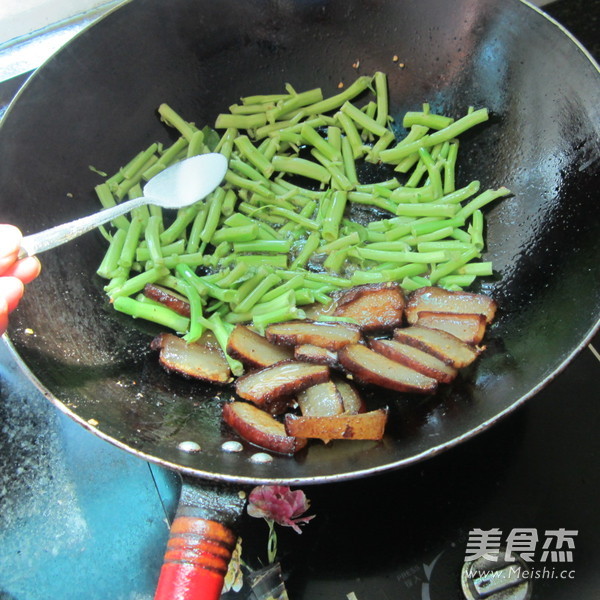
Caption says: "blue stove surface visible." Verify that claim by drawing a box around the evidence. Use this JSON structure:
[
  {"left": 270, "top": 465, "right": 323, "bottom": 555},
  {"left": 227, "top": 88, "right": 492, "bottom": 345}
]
[{"left": 0, "top": 340, "right": 180, "bottom": 600}]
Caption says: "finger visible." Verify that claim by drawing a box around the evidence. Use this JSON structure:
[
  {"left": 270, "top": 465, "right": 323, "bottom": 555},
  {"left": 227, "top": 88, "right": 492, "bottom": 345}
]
[
  {"left": 0, "top": 276, "right": 25, "bottom": 314},
  {"left": 1, "top": 256, "right": 41, "bottom": 284},
  {"left": 0, "top": 298, "right": 7, "bottom": 336},
  {"left": 0, "top": 225, "right": 23, "bottom": 274}
]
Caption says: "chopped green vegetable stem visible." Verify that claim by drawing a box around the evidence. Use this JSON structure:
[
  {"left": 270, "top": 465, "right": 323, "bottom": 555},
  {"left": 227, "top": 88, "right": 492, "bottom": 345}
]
[
  {"left": 322, "top": 191, "right": 348, "bottom": 242},
  {"left": 113, "top": 296, "right": 190, "bottom": 332},
  {"left": 158, "top": 104, "right": 197, "bottom": 141},
  {"left": 271, "top": 155, "right": 331, "bottom": 184},
  {"left": 110, "top": 266, "right": 169, "bottom": 298},
  {"left": 97, "top": 228, "right": 128, "bottom": 279},
  {"left": 301, "top": 123, "right": 341, "bottom": 162},
  {"left": 291, "top": 232, "right": 321, "bottom": 269},
  {"left": 301, "top": 75, "right": 372, "bottom": 116},
  {"left": 341, "top": 100, "right": 389, "bottom": 138},
  {"left": 403, "top": 111, "right": 454, "bottom": 130},
  {"left": 145, "top": 215, "right": 164, "bottom": 266},
  {"left": 175, "top": 265, "right": 206, "bottom": 343},
  {"left": 96, "top": 73, "right": 510, "bottom": 340}
]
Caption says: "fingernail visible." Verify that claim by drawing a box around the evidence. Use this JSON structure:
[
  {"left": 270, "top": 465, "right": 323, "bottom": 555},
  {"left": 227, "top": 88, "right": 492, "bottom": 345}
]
[{"left": 32, "top": 256, "right": 42, "bottom": 277}]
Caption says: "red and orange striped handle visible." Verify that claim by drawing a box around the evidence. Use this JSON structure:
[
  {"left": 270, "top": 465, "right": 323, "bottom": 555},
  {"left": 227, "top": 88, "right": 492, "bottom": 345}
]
[
  {"left": 154, "top": 479, "right": 247, "bottom": 600},
  {"left": 155, "top": 515, "right": 237, "bottom": 600}
]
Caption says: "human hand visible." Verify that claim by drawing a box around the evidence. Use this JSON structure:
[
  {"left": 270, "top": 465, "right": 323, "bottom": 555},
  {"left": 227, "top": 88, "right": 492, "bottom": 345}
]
[{"left": 0, "top": 225, "right": 41, "bottom": 335}]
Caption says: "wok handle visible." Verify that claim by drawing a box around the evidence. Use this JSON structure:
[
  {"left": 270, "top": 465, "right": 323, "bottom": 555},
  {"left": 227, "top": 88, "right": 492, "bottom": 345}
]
[
  {"left": 154, "top": 478, "right": 247, "bottom": 600},
  {"left": 154, "top": 517, "right": 235, "bottom": 600}
]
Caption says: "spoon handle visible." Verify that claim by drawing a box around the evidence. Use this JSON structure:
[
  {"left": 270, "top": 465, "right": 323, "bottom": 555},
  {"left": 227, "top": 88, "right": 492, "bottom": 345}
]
[{"left": 19, "top": 196, "right": 147, "bottom": 258}]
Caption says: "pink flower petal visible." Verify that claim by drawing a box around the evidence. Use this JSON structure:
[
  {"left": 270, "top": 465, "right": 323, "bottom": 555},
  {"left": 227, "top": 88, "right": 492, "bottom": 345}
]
[{"left": 247, "top": 485, "right": 314, "bottom": 533}]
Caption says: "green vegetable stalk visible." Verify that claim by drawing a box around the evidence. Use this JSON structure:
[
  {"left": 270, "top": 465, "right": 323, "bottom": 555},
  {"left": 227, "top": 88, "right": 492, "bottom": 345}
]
[{"left": 94, "top": 71, "right": 510, "bottom": 347}]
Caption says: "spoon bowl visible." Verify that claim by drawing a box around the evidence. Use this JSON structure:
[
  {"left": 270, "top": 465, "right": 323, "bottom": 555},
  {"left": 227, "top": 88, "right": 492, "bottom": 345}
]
[
  {"left": 19, "top": 152, "right": 228, "bottom": 258},
  {"left": 142, "top": 152, "right": 227, "bottom": 209}
]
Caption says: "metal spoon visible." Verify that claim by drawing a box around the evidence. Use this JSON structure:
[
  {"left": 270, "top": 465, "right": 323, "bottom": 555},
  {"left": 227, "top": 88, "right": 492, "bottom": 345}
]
[{"left": 18, "top": 152, "right": 228, "bottom": 258}]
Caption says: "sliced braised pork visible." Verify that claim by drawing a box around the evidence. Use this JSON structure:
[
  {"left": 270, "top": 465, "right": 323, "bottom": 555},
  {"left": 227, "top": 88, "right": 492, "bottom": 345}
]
[
  {"left": 227, "top": 324, "right": 293, "bottom": 369},
  {"left": 285, "top": 408, "right": 388, "bottom": 443},
  {"left": 223, "top": 401, "right": 307, "bottom": 454},
  {"left": 405, "top": 286, "right": 497, "bottom": 324},
  {"left": 415, "top": 311, "right": 488, "bottom": 345},
  {"left": 393, "top": 325, "right": 482, "bottom": 368},
  {"left": 369, "top": 338, "right": 457, "bottom": 383},
  {"left": 265, "top": 320, "right": 361, "bottom": 351},
  {"left": 333, "top": 378, "right": 366, "bottom": 414},
  {"left": 151, "top": 332, "right": 232, "bottom": 383},
  {"left": 294, "top": 344, "right": 339, "bottom": 367},
  {"left": 338, "top": 343, "right": 438, "bottom": 394},
  {"left": 235, "top": 360, "right": 330, "bottom": 406},
  {"left": 143, "top": 284, "right": 191, "bottom": 317},
  {"left": 333, "top": 282, "right": 405, "bottom": 332},
  {"left": 297, "top": 381, "right": 344, "bottom": 417}
]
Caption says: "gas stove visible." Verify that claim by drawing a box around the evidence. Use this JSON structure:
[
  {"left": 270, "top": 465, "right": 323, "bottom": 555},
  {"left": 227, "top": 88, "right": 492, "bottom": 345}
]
[{"left": 0, "top": 1, "right": 598, "bottom": 598}]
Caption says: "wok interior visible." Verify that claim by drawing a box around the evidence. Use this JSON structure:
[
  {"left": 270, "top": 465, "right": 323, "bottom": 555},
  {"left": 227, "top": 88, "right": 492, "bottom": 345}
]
[{"left": 2, "top": 0, "right": 599, "bottom": 483}]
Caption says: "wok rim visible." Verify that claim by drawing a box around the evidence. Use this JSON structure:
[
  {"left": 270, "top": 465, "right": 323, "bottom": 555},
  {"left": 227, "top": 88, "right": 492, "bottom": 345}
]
[{"left": 3, "top": 0, "right": 600, "bottom": 485}]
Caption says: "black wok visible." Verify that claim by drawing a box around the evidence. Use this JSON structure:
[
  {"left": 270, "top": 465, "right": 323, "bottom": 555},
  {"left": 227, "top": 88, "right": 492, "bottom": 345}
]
[{"left": 1, "top": 0, "right": 599, "bottom": 595}]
